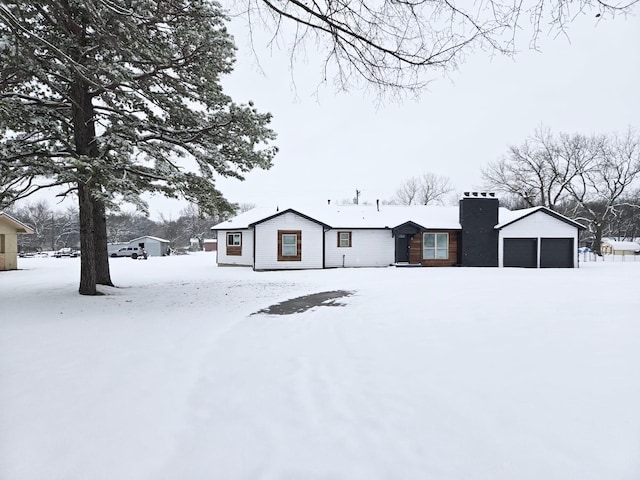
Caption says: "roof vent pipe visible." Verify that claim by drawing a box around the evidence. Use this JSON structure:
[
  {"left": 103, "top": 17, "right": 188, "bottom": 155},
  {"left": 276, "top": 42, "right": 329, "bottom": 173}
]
[
  {"left": 328, "top": 199, "right": 331, "bottom": 205},
  {"left": 376, "top": 199, "right": 380, "bottom": 211}
]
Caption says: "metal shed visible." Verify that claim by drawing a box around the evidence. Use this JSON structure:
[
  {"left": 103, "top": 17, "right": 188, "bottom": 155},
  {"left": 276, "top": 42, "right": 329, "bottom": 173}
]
[{"left": 127, "top": 236, "right": 170, "bottom": 257}]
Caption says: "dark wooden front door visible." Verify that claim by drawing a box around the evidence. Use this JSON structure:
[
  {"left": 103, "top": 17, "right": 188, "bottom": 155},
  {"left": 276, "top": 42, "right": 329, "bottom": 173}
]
[{"left": 395, "top": 234, "right": 411, "bottom": 263}]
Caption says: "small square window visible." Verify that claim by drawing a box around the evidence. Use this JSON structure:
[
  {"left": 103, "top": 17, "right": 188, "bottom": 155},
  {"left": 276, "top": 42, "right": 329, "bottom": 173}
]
[
  {"left": 227, "top": 233, "right": 241, "bottom": 247},
  {"left": 338, "top": 231, "right": 352, "bottom": 248}
]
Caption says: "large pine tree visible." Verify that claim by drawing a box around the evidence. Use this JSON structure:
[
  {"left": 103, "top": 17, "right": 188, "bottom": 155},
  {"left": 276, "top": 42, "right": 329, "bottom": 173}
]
[{"left": 0, "top": 1, "right": 277, "bottom": 294}]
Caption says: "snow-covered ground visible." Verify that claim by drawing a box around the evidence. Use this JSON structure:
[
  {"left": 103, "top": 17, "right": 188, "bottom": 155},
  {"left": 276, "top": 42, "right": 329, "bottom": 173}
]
[{"left": 1, "top": 254, "right": 639, "bottom": 480}]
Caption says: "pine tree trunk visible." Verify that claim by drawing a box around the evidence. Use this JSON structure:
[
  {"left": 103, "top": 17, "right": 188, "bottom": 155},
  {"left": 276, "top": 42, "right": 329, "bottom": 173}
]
[
  {"left": 71, "top": 76, "right": 100, "bottom": 295},
  {"left": 78, "top": 182, "right": 97, "bottom": 295},
  {"left": 93, "top": 196, "right": 114, "bottom": 286}
]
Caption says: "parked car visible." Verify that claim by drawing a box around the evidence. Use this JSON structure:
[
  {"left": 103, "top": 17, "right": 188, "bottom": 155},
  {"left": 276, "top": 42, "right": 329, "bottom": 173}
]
[
  {"left": 110, "top": 246, "right": 148, "bottom": 259},
  {"left": 53, "top": 248, "right": 78, "bottom": 258}
]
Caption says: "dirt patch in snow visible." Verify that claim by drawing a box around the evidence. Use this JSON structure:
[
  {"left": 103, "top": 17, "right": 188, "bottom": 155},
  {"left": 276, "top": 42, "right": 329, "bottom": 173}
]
[{"left": 253, "top": 290, "right": 354, "bottom": 315}]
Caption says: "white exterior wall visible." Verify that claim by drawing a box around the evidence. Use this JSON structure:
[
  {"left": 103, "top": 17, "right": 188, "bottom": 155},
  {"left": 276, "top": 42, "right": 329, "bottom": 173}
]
[
  {"left": 0, "top": 222, "right": 18, "bottom": 270},
  {"left": 217, "top": 229, "right": 254, "bottom": 266},
  {"left": 498, "top": 212, "right": 579, "bottom": 267},
  {"left": 254, "top": 213, "right": 324, "bottom": 270},
  {"left": 325, "top": 229, "right": 394, "bottom": 268}
]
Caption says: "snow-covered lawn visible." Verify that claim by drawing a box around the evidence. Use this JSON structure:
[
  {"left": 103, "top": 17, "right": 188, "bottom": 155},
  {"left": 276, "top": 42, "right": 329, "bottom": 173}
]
[{"left": 1, "top": 254, "right": 639, "bottom": 480}]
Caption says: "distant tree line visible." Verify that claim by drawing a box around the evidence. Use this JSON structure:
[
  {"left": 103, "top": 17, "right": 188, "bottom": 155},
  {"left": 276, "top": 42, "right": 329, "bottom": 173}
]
[
  {"left": 6, "top": 201, "right": 232, "bottom": 253},
  {"left": 372, "top": 128, "right": 640, "bottom": 253},
  {"left": 482, "top": 128, "right": 640, "bottom": 253}
]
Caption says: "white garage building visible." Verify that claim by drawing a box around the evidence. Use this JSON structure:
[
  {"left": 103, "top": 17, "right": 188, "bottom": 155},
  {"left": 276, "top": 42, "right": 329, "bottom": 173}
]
[{"left": 497, "top": 207, "right": 584, "bottom": 268}]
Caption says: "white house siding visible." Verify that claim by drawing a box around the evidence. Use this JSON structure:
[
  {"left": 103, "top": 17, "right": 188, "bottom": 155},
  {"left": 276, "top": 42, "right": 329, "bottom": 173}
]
[
  {"left": 498, "top": 212, "right": 579, "bottom": 267},
  {"left": 217, "top": 229, "right": 254, "bottom": 266},
  {"left": 0, "top": 223, "right": 18, "bottom": 271},
  {"left": 254, "top": 213, "right": 324, "bottom": 270},
  {"left": 325, "top": 229, "right": 394, "bottom": 268}
]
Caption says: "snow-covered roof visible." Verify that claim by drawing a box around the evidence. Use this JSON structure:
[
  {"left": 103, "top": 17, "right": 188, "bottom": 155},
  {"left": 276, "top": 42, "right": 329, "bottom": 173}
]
[
  {"left": 129, "top": 235, "right": 169, "bottom": 243},
  {"left": 0, "top": 211, "right": 35, "bottom": 234},
  {"left": 495, "top": 206, "right": 586, "bottom": 230},
  {"left": 602, "top": 239, "right": 640, "bottom": 251},
  {"left": 212, "top": 203, "right": 586, "bottom": 232},
  {"left": 212, "top": 205, "right": 466, "bottom": 230}
]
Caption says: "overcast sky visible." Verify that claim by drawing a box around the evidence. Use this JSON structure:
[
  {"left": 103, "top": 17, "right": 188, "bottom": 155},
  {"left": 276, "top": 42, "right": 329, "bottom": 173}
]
[
  {"left": 24, "top": 8, "right": 640, "bottom": 220},
  {"left": 200, "top": 9, "right": 640, "bottom": 213}
]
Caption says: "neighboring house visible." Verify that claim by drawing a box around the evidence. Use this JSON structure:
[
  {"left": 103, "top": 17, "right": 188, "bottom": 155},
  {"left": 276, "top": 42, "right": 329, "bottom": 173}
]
[
  {"left": 107, "top": 236, "right": 170, "bottom": 257},
  {"left": 600, "top": 239, "right": 640, "bottom": 256},
  {"left": 211, "top": 193, "right": 586, "bottom": 270},
  {"left": 203, "top": 239, "right": 217, "bottom": 252},
  {"left": 0, "top": 212, "right": 35, "bottom": 271}
]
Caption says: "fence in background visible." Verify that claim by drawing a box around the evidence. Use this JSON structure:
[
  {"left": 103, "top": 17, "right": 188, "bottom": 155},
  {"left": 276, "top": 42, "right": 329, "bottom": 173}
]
[{"left": 580, "top": 252, "right": 639, "bottom": 262}]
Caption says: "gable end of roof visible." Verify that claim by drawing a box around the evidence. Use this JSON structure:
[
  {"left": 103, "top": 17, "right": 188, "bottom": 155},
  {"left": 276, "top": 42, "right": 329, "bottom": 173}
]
[
  {"left": 0, "top": 212, "right": 35, "bottom": 234},
  {"left": 496, "top": 207, "right": 586, "bottom": 230},
  {"left": 248, "top": 208, "right": 331, "bottom": 228}
]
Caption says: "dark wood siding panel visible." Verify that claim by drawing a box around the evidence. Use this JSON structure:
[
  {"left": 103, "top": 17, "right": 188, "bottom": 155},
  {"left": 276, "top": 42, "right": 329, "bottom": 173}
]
[
  {"left": 409, "top": 235, "right": 422, "bottom": 264},
  {"left": 277, "top": 230, "right": 302, "bottom": 261}
]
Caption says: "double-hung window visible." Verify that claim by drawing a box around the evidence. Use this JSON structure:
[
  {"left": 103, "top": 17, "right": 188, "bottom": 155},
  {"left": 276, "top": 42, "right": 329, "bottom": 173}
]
[
  {"left": 338, "top": 231, "right": 352, "bottom": 247},
  {"left": 278, "top": 230, "right": 302, "bottom": 261},
  {"left": 282, "top": 234, "right": 297, "bottom": 256},
  {"left": 423, "top": 233, "right": 449, "bottom": 260}
]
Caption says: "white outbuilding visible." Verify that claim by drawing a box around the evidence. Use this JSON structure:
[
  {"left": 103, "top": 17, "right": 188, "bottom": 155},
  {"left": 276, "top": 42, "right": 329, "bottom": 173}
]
[
  {"left": 108, "top": 236, "right": 170, "bottom": 257},
  {"left": 128, "top": 236, "right": 170, "bottom": 257}
]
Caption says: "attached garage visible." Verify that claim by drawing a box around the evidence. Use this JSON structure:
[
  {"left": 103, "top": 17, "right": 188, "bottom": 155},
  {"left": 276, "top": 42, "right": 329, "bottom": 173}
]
[
  {"left": 497, "top": 207, "right": 585, "bottom": 268},
  {"left": 503, "top": 238, "right": 537, "bottom": 268}
]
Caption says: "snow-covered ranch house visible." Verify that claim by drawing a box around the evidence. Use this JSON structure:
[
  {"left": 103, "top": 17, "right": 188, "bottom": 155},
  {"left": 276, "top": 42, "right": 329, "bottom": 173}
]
[{"left": 212, "top": 193, "right": 586, "bottom": 270}]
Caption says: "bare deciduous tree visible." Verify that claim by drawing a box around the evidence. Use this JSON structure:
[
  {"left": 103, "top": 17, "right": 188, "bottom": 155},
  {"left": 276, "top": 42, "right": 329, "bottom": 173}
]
[
  {"left": 239, "top": 0, "right": 640, "bottom": 95},
  {"left": 483, "top": 127, "right": 640, "bottom": 253},
  {"left": 482, "top": 128, "right": 601, "bottom": 210},
  {"left": 566, "top": 129, "right": 640, "bottom": 253},
  {"left": 394, "top": 173, "right": 453, "bottom": 205}
]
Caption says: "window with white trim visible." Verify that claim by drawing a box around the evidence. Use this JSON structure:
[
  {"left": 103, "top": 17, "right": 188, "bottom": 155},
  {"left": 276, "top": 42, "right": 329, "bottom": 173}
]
[
  {"left": 227, "top": 233, "right": 241, "bottom": 246},
  {"left": 338, "top": 231, "right": 352, "bottom": 247},
  {"left": 423, "top": 232, "right": 449, "bottom": 260},
  {"left": 282, "top": 234, "right": 297, "bottom": 256}
]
